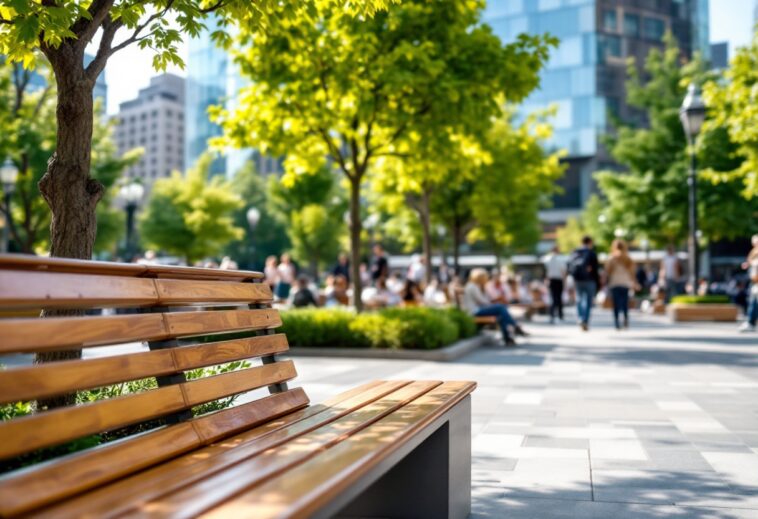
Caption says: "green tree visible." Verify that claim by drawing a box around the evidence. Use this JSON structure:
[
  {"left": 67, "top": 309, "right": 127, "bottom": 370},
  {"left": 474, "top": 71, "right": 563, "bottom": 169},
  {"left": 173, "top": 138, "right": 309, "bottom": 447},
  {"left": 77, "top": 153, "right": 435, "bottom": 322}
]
[
  {"left": 703, "top": 28, "right": 758, "bottom": 198},
  {"left": 267, "top": 166, "right": 346, "bottom": 277},
  {"left": 0, "top": 0, "right": 391, "bottom": 263},
  {"left": 139, "top": 154, "right": 243, "bottom": 264},
  {"left": 222, "top": 162, "right": 290, "bottom": 270},
  {"left": 0, "top": 59, "right": 139, "bottom": 254},
  {"left": 593, "top": 34, "right": 757, "bottom": 247},
  {"left": 213, "top": 0, "right": 554, "bottom": 308}
]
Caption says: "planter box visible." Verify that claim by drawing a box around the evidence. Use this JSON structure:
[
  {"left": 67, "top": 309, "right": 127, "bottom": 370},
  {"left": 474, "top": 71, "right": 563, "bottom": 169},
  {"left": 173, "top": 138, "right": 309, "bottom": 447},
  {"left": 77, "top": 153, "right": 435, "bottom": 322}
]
[{"left": 668, "top": 303, "right": 739, "bottom": 322}]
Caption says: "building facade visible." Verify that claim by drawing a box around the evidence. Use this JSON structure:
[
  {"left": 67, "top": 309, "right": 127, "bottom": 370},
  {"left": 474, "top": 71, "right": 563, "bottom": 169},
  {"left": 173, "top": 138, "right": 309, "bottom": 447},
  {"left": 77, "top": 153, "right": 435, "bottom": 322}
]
[
  {"left": 185, "top": 19, "right": 282, "bottom": 178},
  {"left": 483, "top": 0, "right": 709, "bottom": 229},
  {"left": 114, "top": 74, "right": 185, "bottom": 186}
]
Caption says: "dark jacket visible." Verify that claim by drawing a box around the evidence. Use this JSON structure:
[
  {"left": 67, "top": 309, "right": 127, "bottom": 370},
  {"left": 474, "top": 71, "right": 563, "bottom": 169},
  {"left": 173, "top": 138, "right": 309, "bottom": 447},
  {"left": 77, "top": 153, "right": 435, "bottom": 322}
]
[{"left": 571, "top": 246, "right": 600, "bottom": 286}]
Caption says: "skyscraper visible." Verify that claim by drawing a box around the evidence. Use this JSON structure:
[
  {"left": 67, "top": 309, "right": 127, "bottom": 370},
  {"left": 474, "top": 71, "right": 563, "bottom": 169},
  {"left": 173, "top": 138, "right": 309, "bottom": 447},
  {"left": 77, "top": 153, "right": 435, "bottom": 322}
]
[
  {"left": 114, "top": 74, "right": 185, "bottom": 187},
  {"left": 483, "top": 0, "right": 709, "bottom": 228},
  {"left": 185, "top": 19, "right": 282, "bottom": 178}
]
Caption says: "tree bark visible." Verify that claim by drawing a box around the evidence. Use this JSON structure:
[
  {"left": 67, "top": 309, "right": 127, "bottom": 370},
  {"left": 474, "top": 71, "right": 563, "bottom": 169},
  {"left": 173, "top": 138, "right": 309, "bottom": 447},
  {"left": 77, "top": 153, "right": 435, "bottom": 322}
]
[
  {"left": 35, "top": 46, "right": 104, "bottom": 408},
  {"left": 349, "top": 177, "right": 364, "bottom": 312}
]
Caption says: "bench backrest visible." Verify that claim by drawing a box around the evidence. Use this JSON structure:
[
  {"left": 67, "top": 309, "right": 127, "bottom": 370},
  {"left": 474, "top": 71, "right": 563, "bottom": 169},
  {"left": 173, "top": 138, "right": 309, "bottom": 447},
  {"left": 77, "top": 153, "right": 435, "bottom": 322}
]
[{"left": 0, "top": 254, "right": 308, "bottom": 516}]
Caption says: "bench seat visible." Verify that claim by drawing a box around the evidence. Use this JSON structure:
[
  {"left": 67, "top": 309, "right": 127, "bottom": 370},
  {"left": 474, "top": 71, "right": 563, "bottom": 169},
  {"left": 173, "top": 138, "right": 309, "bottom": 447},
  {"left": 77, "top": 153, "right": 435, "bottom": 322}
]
[{"left": 0, "top": 254, "right": 475, "bottom": 518}]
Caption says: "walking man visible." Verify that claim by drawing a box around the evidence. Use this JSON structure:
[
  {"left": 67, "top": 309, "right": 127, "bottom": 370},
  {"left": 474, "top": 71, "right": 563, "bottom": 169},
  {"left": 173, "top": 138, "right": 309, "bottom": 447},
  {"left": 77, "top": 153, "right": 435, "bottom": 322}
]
[
  {"left": 569, "top": 236, "right": 600, "bottom": 331},
  {"left": 543, "top": 246, "right": 567, "bottom": 323}
]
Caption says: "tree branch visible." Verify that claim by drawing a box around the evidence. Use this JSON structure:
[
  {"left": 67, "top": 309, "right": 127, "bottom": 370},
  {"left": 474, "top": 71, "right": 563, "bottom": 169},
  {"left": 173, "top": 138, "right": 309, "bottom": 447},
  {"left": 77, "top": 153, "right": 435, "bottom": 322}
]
[{"left": 74, "top": 0, "right": 116, "bottom": 46}]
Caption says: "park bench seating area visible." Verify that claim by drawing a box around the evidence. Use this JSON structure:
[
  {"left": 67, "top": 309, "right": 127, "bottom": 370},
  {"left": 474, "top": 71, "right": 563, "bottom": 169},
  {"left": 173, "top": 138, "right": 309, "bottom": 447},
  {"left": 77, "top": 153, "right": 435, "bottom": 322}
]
[{"left": 0, "top": 254, "right": 475, "bottom": 518}]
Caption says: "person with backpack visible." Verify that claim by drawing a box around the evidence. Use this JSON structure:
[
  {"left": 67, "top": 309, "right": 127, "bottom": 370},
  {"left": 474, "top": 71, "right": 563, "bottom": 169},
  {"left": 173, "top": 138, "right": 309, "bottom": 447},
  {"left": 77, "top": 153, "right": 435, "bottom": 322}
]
[{"left": 569, "top": 236, "right": 600, "bottom": 331}]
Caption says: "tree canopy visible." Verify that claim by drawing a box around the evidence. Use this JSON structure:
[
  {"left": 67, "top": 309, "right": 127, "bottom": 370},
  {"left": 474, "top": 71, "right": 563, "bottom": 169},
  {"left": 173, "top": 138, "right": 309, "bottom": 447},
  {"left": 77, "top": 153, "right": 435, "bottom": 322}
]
[
  {"left": 591, "top": 34, "right": 758, "bottom": 247},
  {"left": 212, "top": 0, "right": 555, "bottom": 307},
  {"left": 139, "top": 154, "right": 243, "bottom": 264}
]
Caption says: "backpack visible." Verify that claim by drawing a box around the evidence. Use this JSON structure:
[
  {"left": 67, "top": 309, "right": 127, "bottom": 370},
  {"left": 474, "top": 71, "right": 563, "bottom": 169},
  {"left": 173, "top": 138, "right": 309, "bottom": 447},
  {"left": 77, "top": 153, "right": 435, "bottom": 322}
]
[{"left": 569, "top": 248, "right": 592, "bottom": 281}]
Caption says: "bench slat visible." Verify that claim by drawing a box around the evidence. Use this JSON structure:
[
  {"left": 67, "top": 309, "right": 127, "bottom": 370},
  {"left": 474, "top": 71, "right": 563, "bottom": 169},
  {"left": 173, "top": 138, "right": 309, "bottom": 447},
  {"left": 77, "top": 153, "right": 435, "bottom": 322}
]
[
  {"left": 31, "top": 381, "right": 412, "bottom": 519},
  {"left": 0, "top": 309, "right": 280, "bottom": 354},
  {"left": 0, "top": 361, "right": 297, "bottom": 460},
  {"left": 0, "top": 271, "right": 272, "bottom": 310},
  {"left": 205, "top": 381, "right": 477, "bottom": 519},
  {"left": 113, "top": 381, "right": 441, "bottom": 518},
  {"left": 0, "top": 254, "right": 263, "bottom": 281},
  {"left": 0, "top": 334, "right": 289, "bottom": 404},
  {"left": 0, "top": 389, "right": 309, "bottom": 518}
]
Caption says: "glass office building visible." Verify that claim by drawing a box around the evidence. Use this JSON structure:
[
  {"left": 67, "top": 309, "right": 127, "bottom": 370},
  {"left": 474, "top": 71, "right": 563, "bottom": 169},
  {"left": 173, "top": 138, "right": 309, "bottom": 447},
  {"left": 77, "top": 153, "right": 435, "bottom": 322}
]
[{"left": 483, "top": 0, "right": 709, "bottom": 221}]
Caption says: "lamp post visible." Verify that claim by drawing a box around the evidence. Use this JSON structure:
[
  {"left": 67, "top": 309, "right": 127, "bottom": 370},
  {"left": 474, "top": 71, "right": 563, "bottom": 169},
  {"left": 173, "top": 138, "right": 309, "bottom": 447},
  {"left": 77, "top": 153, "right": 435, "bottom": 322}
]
[
  {"left": 0, "top": 159, "right": 18, "bottom": 254},
  {"left": 246, "top": 207, "right": 260, "bottom": 269},
  {"left": 118, "top": 181, "right": 144, "bottom": 261},
  {"left": 679, "top": 83, "right": 706, "bottom": 294}
]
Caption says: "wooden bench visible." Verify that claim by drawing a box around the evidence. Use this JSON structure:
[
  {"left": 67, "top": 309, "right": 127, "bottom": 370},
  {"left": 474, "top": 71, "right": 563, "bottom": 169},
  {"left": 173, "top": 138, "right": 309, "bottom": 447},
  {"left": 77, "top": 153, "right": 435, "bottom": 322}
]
[{"left": 0, "top": 254, "right": 475, "bottom": 518}]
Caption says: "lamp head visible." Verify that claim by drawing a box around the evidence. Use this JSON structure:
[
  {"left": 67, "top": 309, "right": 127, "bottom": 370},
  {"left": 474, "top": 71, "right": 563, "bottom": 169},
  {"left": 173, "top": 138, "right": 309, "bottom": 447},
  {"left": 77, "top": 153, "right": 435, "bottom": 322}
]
[
  {"left": 246, "top": 207, "right": 261, "bottom": 229},
  {"left": 119, "top": 181, "right": 144, "bottom": 205},
  {"left": 680, "top": 83, "right": 706, "bottom": 143}
]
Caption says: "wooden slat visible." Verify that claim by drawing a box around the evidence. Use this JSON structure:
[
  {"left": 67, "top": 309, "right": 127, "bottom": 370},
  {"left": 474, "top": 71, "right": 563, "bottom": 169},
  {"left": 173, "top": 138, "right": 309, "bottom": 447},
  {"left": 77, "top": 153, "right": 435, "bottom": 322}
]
[
  {"left": 103, "top": 382, "right": 441, "bottom": 519},
  {"left": 0, "top": 334, "right": 289, "bottom": 404},
  {"left": 165, "top": 309, "right": 281, "bottom": 337},
  {"left": 32, "top": 381, "right": 411, "bottom": 519},
  {"left": 0, "top": 270, "right": 159, "bottom": 309},
  {"left": 0, "top": 309, "right": 280, "bottom": 354},
  {"left": 0, "top": 389, "right": 309, "bottom": 518},
  {"left": 0, "top": 254, "right": 263, "bottom": 281},
  {"left": 0, "top": 361, "right": 296, "bottom": 460},
  {"left": 154, "top": 279, "right": 272, "bottom": 304},
  {"left": 203, "top": 381, "right": 477, "bottom": 519}
]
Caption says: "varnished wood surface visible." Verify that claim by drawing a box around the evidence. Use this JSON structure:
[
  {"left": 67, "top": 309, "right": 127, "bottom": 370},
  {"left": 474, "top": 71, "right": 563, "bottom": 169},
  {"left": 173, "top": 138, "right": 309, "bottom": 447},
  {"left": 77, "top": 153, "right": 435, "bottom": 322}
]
[
  {"left": 0, "top": 271, "right": 272, "bottom": 310},
  {"left": 0, "top": 309, "right": 281, "bottom": 354},
  {"left": 0, "top": 254, "right": 263, "bottom": 280},
  {"left": 0, "top": 334, "right": 290, "bottom": 404},
  {"left": 0, "top": 389, "right": 309, "bottom": 518},
  {"left": 0, "top": 361, "right": 297, "bottom": 460},
  {"left": 32, "top": 381, "right": 412, "bottom": 519},
  {"left": 204, "top": 381, "right": 477, "bottom": 519}
]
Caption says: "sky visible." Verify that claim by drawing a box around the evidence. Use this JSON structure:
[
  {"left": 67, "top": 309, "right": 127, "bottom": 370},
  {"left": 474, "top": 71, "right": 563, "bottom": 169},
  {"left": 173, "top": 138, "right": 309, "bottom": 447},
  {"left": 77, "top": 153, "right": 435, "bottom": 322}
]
[{"left": 100, "top": 1, "right": 757, "bottom": 115}]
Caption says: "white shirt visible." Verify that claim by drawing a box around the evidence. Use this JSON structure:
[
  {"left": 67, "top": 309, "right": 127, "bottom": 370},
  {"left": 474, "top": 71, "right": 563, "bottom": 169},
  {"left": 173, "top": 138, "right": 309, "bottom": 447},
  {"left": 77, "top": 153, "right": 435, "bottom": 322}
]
[
  {"left": 543, "top": 253, "right": 567, "bottom": 280},
  {"left": 662, "top": 254, "right": 680, "bottom": 280},
  {"left": 462, "top": 282, "right": 490, "bottom": 314}
]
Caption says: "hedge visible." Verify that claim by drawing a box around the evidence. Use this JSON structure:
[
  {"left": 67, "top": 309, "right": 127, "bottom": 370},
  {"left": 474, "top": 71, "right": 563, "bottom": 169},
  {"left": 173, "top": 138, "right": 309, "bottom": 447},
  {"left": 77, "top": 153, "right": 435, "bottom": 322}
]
[
  {"left": 280, "top": 307, "right": 477, "bottom": 350},
  {"left": 670, "top": 295, "right": 731, "bottom": 305}
]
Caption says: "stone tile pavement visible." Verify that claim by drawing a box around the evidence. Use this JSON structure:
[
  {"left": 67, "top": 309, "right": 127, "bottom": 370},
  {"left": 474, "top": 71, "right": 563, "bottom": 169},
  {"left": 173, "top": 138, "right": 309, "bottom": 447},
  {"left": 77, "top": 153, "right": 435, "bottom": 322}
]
[{"left": 288, "top": 309, "right": 758, "bottom": 518}]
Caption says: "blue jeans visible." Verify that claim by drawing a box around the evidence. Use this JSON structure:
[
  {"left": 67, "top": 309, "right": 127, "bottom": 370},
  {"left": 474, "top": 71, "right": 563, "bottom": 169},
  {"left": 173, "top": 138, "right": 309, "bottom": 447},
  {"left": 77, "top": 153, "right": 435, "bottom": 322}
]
[
  {"left": 475, "top": 304, "right": 517, "bottom": 340},
  {"left": 575, "top": 281, "right": 596, "bottom": 325},
  {"left": 610, "top": 286, "right": 630, "bottom": 328},
  {"left": 748, "top": 290, "right": 758, "bottom": 326}
]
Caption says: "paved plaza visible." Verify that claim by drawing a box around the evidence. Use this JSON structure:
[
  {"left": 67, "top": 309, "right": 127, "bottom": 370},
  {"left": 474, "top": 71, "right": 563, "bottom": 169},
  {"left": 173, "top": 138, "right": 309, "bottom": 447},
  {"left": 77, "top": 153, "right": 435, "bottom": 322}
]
[{"left": 290, "top": 310, "right": 758, "bottom": 518}]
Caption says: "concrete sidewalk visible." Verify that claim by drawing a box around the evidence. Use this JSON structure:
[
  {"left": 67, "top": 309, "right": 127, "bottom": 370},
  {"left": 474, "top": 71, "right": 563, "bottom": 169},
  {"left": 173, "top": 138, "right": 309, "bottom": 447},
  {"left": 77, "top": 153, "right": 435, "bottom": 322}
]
[{"left": 291, "top": 309, "right": 758, "bottom": 518}]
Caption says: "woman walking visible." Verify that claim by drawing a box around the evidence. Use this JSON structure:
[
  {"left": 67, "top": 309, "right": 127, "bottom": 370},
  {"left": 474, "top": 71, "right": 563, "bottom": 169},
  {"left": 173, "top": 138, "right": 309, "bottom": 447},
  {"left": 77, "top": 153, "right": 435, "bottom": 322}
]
[
  {"left": 605, "top": 239, "right": 636, "bottom": 330},
  {"left": 462, "top": 268, "right": 528, "bottom": 347},
  {"left": 739, "top": 234, "right": 758, "bottom": 333}
]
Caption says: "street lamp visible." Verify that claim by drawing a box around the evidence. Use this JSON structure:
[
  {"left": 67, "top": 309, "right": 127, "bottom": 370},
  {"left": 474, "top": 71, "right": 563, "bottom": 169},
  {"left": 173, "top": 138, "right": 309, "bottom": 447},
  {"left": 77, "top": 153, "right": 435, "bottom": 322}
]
[
  {"left": 680, "top": 83, "right": 706, "bottom": 293},
  {"left": 246, "top": 207, "right": 260, "bottom": 268},
  {"left": 1, "top": 159, "right": 18, "bottom": 254},
  {"left": 118, "top": 180, "right": 144, "bottom": 261}
]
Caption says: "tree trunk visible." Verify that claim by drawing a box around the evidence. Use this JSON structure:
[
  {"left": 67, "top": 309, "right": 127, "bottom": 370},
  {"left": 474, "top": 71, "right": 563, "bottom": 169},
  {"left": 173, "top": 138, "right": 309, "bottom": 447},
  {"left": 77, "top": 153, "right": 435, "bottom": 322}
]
[
  {"left": 419, "top": 190, "right": 433, "bottom": 286},
  {"left": 35, "top": 51, "right": 103, "bottom": 409},
  {"left": 349, "top": 177, "right": 363, "bottom": 312}
]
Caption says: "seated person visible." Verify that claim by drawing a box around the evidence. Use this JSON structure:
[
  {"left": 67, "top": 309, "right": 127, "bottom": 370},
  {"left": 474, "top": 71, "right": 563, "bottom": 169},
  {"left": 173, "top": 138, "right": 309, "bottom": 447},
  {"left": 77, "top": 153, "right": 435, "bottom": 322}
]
[
  {"left": 462, "top": 268, "right": 528, "bottom": 347},
  {"left": 291, "top": 276, "right": 318, "bottom": 308}
]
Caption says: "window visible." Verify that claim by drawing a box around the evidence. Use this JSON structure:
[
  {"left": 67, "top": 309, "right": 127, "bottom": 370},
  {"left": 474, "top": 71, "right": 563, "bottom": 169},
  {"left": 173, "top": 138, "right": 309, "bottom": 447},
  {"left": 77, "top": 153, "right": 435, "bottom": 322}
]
[
  {"left": 166, "top": 109, "right": 173, "bottom": 117},
  {"left": 152, "top": 110, "right": 158, "bottom": 118},
  {"left": 623, "top": 14, "right": 639, "bottom": 37},
  {"left": 602, "top": 10, "right": 617, "bottom": 32},
  {"left": 642, "top": 17, "right": 665, "bottom": 40},
  {"left": 598, "top": 35, "right": 622, "bottom": 62}
]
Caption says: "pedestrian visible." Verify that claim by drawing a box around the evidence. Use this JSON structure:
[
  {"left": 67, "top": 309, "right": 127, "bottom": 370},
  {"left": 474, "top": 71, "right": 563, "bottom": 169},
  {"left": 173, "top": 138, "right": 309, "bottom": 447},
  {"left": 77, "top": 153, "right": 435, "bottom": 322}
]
[
  {"left": 569, "top": 235, "right": 600, "bottom": 331},
  {"left": 332, "top": 252, "right": 350, "bottom": 283},
  {"left": 370, "top": 244, "right": 389, "bottom": 284},
  {"left": 739, "top": 234, "right": 758, "bottom": 333},
  {"left": 462, "top": 268, "right": 528, "bottom": 347},
  {"left": 543, "top": 245, "right": 567, "bottom": 323},
  {"left": 264, "top": 255, "right": 278, "bottom": 290},
  {"left": 605, "top": 239, "right": 636, "bottom": 330},
  {"left": 274, "top": 253, "right": 296, "bottom": 300},
  {"left": 659, "top": 245, "right": 684, "bottom": 303},
  {"left": 291, "top": 276, "right": 318, "bottom": 308}
]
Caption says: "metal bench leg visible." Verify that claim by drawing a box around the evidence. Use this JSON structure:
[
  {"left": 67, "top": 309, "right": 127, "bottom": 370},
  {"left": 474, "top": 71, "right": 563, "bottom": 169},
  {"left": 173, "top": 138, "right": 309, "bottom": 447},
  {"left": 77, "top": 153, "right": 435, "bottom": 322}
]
[{"left": 336, "top": 395, "right": 472, "bottom": 519}]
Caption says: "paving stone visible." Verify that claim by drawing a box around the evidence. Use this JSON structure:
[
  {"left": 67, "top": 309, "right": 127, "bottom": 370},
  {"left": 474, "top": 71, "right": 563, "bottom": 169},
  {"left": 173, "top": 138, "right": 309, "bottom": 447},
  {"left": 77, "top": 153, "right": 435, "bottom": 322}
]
[{"left": 524, "top": 436, "right": 590, "bottom": 449}]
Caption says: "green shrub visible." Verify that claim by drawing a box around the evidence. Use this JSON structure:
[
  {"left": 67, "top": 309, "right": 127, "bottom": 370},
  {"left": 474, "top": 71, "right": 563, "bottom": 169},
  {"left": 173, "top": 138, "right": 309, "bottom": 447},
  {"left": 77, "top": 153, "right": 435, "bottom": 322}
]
[
  {"left": 670, "top": 295, "right": 731, "bottom": 305},
  {"left": 281, "top": 307, "right": 474, "bottom": 350}
]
